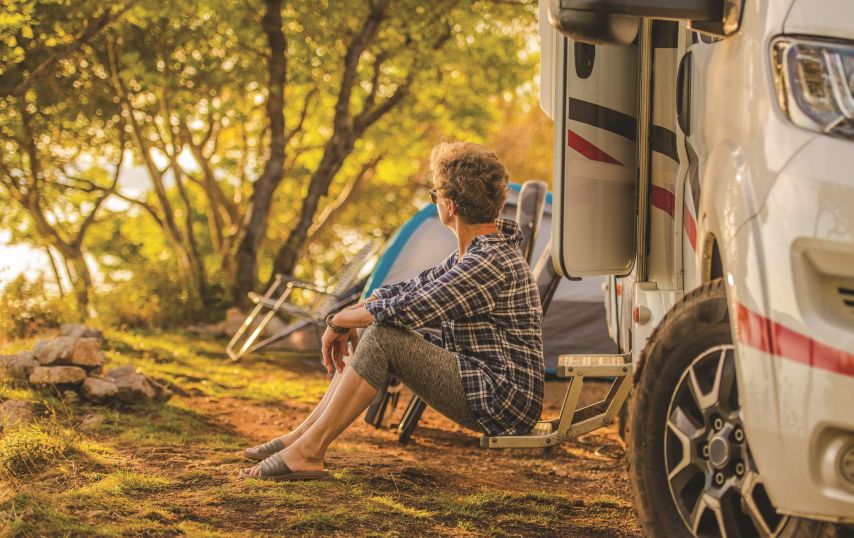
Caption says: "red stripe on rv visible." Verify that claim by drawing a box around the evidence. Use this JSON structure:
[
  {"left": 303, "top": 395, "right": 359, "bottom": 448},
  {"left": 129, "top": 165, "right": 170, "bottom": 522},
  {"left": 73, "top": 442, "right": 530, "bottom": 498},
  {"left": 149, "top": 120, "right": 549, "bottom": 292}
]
[
  {"left": 737, "top": 303, "right": 854, "bottom": 378},
  {"left": 651, "top": 185, "right": 675, "bottom": 217},
  {"left": 683, "top": 202, "right": 697, "bottom": 250},
  {"left": 567, "top": 130, "right": 622, "bottom": 165}
]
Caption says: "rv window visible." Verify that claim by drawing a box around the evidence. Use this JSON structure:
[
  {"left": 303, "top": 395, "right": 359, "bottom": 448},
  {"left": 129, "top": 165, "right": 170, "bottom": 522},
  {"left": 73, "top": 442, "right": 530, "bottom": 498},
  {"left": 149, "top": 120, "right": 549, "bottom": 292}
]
[{"left": 574, "top": 42, "right": 595, "bottom": 79}]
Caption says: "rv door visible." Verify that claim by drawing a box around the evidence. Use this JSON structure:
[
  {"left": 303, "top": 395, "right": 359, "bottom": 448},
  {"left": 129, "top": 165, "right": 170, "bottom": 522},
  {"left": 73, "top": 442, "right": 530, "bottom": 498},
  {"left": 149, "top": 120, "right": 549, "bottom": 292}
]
[{"left": 545, "top": 14, "right": 639, "bottom": 277}]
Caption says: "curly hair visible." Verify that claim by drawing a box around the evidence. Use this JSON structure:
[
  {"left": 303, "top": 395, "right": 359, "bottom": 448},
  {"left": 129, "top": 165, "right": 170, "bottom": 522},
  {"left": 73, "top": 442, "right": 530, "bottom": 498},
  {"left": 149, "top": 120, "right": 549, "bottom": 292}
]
[{"left": 429, "top": 141, "right": 509, "bottom": 224}]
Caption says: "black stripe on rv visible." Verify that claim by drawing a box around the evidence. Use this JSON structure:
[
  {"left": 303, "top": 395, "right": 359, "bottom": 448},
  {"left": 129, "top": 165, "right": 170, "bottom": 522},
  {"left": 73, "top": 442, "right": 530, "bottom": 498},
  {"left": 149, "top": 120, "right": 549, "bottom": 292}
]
[
  {"left": 568, "top": 98, "right": 679, "bottom": 163},
  {"left": 568, "top": 98, "right": 636, "bottom": 141},
  {"left": 687, "top": 142, "right": 701, "bottom": 214},
  {"left": 651, "top": 125, "right": 679, "bottom": 163}
]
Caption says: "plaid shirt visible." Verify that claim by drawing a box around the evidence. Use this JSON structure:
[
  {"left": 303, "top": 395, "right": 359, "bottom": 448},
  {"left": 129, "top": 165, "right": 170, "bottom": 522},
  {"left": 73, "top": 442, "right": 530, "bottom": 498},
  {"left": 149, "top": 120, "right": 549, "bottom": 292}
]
[{"left": 365, "top": 218, "right": 544, "bottom": 436}]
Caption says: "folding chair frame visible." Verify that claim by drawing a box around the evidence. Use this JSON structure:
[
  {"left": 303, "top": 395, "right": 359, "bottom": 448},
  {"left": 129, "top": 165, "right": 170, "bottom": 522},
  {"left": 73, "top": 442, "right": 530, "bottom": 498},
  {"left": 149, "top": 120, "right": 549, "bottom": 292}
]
[{"left": 226, "top": 241, "right": 379, "bottom": 361}]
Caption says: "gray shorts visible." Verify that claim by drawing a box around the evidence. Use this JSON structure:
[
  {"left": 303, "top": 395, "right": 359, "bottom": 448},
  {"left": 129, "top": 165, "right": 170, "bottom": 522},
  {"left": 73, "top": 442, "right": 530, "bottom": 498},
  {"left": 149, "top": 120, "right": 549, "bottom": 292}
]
[{"left": 348, "top": 323, "right": 485, "bottom": 434}]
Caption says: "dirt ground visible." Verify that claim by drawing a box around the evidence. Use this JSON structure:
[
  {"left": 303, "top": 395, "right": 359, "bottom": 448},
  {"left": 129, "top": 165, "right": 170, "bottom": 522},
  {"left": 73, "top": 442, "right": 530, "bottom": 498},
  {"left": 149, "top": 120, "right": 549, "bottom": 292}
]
[
  {"left": 0, "top": 331, "right": 641, "bottom": 537},
  {"left": 198, "top": 375, "right": 641, "bottom": 537}
]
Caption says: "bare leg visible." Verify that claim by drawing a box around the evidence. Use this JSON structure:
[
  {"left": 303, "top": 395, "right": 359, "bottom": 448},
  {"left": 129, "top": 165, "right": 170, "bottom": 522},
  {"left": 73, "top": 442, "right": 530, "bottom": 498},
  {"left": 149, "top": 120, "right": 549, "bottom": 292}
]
[
  {"left": 244, "top": 366, "right": 378, "bottom": 474},
  {"left": 244, "top": 369, "right": 344, "bottom": 457}
]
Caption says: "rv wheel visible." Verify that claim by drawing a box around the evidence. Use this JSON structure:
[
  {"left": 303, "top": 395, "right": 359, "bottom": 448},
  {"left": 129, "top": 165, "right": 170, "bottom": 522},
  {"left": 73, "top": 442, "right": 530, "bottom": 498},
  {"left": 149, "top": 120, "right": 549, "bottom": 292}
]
[{"left": 626, "top": 279, "right": 788, "bottom": 537}]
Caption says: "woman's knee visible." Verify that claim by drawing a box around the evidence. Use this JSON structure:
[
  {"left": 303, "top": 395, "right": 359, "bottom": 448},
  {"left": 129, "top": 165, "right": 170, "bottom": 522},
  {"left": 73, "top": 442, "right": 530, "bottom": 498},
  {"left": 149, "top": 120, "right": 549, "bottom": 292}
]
[
  {"left": 357, "top": 323, "right": 401, "bottom": 348},
  {"left": 348, "top": 324, "right": 397, "bottom": 389}
]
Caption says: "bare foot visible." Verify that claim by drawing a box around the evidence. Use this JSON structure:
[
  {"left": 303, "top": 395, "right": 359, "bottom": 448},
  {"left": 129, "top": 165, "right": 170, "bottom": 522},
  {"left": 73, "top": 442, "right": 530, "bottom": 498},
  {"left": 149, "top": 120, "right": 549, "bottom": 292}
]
[
  {"left": 242, "top": 443, "right": 324, "bottom": 477},
  {"left": 242, "top": 429, "right": 303, "bottom": 459}
]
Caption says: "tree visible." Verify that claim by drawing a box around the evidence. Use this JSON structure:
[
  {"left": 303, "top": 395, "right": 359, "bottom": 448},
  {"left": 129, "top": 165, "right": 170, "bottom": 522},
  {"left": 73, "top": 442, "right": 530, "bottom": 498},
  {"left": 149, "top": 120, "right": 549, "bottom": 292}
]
[
  {"left": 234, "top": 0, "right": 538, "bottom": 303},
  {"left": 0, "top": 1, "right": 137, "bottom": 97},
  {"left": 0, "top": 85, "right": 126, "bottom": 319},
  {"left": 0, "top": 0, "right": 540, "bottom": 327},
  {"left": 233, "top": 0, "right": 288, "bottom": 308},
  {"left": 0, "top": 1, "right": 135, "bottom": 318}
]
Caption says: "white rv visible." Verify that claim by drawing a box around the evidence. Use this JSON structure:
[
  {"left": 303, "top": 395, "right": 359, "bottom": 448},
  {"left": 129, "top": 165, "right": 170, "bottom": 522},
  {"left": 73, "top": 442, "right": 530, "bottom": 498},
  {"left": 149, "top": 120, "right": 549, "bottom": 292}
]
[{"left": 484, "top": 1, "right": 854, "bottom": 536}]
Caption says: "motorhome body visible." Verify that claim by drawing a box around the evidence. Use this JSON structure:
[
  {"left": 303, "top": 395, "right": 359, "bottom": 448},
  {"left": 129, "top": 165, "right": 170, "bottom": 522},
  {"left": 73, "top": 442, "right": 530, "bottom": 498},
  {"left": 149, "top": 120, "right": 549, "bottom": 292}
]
[{"left": 539, "top": 0, "right": 854, "bottom": 534}]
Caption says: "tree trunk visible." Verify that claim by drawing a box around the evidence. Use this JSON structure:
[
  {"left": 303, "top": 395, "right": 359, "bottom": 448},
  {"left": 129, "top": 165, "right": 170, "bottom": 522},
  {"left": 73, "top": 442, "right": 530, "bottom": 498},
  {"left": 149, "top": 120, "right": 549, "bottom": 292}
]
[
  {"left": 232, "top": 0, "right": 287, "bottom": 307},
  {"left": 266, "top": 155, "right": 379, "bottom": 286},
  {"left": 45, "top": 246, "right": 66, "bottom": 298},
  {"left": 267, "top": 138, "right": 354, "bottom": 280},
  {"left": 62, "top": 246, "right": 94, "bottom": 321},
  {"left": 173, "top": 170, "right": 211, "bottom": 313}
]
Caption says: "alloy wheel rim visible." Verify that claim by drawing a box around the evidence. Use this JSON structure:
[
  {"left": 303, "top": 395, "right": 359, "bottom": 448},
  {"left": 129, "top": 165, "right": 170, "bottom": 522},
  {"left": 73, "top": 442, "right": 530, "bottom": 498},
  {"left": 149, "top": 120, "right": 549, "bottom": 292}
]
[{"left": 664, "top": 345, "right": 788, "bottom": 537}]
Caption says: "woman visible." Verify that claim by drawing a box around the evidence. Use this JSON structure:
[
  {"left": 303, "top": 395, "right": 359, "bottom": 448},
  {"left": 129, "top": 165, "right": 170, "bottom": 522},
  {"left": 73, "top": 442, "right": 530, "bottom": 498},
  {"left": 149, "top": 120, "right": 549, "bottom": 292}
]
[{"left": 240, "top": 141, "right": 544, "bottom": 481}]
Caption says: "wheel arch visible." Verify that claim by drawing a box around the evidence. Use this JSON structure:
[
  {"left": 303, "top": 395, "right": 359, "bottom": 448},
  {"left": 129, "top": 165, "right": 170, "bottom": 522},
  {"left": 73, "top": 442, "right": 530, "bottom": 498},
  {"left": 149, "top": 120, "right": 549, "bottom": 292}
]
[{"left": 703, "top": 234, "right": 724, "bottom": 284}]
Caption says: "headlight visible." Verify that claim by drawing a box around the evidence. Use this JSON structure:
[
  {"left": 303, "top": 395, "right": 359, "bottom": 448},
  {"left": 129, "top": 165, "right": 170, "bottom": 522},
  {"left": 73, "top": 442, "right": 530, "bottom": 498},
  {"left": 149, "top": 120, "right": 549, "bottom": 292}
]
[{"left": 771, "top": 37, "right": 854, "bottom": 140}]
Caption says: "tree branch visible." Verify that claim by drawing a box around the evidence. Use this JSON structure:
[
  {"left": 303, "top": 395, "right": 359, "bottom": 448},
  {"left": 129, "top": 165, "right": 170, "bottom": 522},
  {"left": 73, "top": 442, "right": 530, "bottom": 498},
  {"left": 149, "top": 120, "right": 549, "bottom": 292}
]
[
  {"left": 4, "top": 1, "right": 139, "bottom": 98},
  {"left": 306, "top": 155, "right": 381, "bottom": 241},
  {"left": 333, "top": 0, "right": 390, "bottom": 132},
  {"left": 111, "top": 191, "right": 165, "bottom": 229},
  {"left": 286, "top": 88, "right": 317, "bottom": 143},
  {"left": 75, "top": 133, "right": 125, "bottom": 245}
]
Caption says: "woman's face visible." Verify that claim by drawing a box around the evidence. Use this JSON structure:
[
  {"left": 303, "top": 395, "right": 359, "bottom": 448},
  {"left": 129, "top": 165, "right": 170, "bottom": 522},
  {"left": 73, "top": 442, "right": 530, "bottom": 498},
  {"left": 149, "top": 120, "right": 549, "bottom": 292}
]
[{"left": 433, "top": 187, "right": 456, "bottom": 229}]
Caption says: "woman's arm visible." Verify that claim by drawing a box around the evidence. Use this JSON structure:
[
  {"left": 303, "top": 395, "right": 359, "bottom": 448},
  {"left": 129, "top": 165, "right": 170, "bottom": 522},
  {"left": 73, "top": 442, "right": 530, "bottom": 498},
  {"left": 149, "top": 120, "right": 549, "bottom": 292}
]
[
  {"left": 329, "top": 295, "right": 378, "bottom": 329},
  {"left": 364, "top": 250, "right": 504, "bottom": 330},
  {"left": 369, "top": 251, "right": 456, "bottom": 300}
]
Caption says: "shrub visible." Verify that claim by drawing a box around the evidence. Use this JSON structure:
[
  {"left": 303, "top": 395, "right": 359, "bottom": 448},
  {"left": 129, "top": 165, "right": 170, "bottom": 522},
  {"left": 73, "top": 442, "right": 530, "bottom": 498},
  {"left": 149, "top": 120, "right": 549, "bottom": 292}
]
[{"left": 0, "top": 274, "right": 75, "bottom": 339}]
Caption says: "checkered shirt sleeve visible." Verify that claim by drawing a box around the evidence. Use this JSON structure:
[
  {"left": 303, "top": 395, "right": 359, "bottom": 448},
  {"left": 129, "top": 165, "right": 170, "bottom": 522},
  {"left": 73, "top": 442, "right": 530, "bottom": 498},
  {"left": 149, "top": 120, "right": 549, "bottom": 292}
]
[
  {"left": 365, "top": 251, "right": 503, "bottom": 329},
  {"left": 369, "top": 252, "right": 456, "bottom": 301}
]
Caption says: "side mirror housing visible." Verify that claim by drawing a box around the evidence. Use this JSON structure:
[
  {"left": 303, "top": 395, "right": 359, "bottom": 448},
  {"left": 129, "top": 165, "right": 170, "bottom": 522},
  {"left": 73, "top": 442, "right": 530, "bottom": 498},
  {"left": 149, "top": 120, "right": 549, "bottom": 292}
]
[
  {"left": 547, "top": 3, "right": 640, "bottom": 46},
  {"left": 547, "top": 0, "right": 739, "bottom": 46}
]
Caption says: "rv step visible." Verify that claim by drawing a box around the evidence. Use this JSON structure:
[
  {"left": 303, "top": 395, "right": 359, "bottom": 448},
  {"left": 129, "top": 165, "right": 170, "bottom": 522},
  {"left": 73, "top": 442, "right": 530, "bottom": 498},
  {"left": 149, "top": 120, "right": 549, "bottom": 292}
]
[
  {"left": 480, "top": 420, "right": 555, "bottom": 449},
  {"left": 482, "top": 353, "right": 633, "bottom": 449},
  {"left": 557, "top": 354, "right": 631, "bottom": 378}
]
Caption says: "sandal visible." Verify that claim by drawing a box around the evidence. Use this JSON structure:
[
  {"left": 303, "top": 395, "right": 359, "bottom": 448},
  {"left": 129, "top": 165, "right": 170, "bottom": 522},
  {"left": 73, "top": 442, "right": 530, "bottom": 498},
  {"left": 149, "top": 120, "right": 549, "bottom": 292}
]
[
  {"left": 238, "top": 454, "right": 329, "bottom": 482},
  {"left": 243, "top": 438, "right": 285, "bottom": 461}
]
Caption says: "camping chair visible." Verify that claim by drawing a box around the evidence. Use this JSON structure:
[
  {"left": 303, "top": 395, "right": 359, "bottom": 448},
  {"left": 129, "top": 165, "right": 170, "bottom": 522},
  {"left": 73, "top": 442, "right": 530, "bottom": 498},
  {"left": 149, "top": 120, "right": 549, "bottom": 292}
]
[
  {"left": 226, "top": 240, "right": 379, "bottom": 361},
  {"left": 365, "top": 180, "right": 550, "bottom": 442}
]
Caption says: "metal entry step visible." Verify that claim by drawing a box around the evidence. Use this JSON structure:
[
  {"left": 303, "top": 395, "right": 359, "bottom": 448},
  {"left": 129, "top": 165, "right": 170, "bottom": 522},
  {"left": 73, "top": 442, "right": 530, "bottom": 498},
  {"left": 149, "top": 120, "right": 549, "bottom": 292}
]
[
  {"left": 557, "top": 354, "right": 631, "bottom": 378},
  {"left": 482, "top": 353, "right": 632, "bottom": 449}
]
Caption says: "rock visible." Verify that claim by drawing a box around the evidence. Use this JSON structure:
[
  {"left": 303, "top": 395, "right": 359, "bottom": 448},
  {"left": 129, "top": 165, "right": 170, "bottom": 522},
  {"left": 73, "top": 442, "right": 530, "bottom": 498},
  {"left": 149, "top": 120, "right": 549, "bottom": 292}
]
[
  {"left": 104, "top": 365, "right": 171, "bottom": 403},
  {"left": 147, "top": 378, "right": 173, "bottom": 402},
  {"left": 105, "top": 365, "right": 139, "bottom": 379},
  {"left": 32, "top": 336, "right": 76, "bottom": 365},
  {"left": 113, "top": 372, "right": 156, "bottom": 402},
  {"left": 219, "top": 307, "right": 247, "bottom": 336},
  {"left": 60, "top": 324, "right": 103, "bottom": 340},
  {"left": 79, "top": 413, "right": 105, "bottom": 431},
  {"left": 70, "top": 338, "right": 104, "bottom": 368},
  {"left": 29, "top": 365, "right": 87, "bottom": 386},
  {"left": 0, "top": 400, "right": 35, "bottom": 429},
  {"left": 82, "top": 377, "right": 118, "bottom": 403},
  {"left": 0, "top": 351, "right": 38, "bottom": 380}
]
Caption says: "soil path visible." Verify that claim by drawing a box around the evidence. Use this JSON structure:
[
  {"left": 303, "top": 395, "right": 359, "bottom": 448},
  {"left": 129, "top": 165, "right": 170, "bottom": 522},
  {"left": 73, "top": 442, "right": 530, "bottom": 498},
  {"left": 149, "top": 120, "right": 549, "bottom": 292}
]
[{"left": 187, "top": 377, "right": 642, "bottom": 537}]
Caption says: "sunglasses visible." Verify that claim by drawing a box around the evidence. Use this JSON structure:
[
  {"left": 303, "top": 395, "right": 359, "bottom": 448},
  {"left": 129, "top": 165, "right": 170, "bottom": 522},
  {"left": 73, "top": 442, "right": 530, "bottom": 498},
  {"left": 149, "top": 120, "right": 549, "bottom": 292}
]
[{"left": 429, "top": 188, "right": 439, "bottom": 204}]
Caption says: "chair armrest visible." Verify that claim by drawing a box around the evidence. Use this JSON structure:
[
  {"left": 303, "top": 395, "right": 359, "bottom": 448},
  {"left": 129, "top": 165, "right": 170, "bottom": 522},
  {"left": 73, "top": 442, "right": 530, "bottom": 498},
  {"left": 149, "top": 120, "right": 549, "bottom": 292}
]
[{"left": 272, "top": 274, "right": 333, "bottom": 295}]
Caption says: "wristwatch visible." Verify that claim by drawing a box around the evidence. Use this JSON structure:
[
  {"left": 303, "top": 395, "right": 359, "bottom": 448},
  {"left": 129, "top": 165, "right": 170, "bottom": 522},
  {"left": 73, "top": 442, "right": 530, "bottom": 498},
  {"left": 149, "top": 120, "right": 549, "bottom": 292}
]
[{"left": 325, "top": 313, "right": 349, "bottom": 334}]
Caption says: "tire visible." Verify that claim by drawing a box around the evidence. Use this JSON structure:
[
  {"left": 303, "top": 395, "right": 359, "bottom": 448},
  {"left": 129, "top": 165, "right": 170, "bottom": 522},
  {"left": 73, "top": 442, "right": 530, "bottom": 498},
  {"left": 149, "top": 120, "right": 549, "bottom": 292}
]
[{"left": 626, "top": 278, "right": 789, "bottom": 537}]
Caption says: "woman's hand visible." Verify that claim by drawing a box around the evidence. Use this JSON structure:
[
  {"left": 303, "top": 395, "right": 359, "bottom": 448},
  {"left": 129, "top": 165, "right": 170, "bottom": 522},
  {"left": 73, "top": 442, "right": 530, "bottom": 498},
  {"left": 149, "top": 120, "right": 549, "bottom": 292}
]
[
  {"left": 321, "top": 327, "right": 349, "bottom": 374},
  {"left": 347, "top": 327, "right": 360, "bottom": 355},
  {"left": 320, "top": 302, "right": 374, "bottom": 373}
]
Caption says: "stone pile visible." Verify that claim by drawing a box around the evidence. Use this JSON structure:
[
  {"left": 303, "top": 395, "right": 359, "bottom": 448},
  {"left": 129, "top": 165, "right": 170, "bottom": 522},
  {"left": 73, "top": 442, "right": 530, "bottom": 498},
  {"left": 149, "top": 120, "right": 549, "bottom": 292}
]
[{"left": 0, "top": 324, "right": 172, "bottom": 406}]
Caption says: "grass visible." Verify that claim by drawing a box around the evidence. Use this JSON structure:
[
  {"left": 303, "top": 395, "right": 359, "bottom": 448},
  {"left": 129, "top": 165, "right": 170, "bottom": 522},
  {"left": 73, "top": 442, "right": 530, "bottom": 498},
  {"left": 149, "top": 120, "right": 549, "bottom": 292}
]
[
  {"left": 0, "top": 423, "right": 80, "bottom": 476},
  {"left": 0, "top": 329, "right": 639, "bottom": 537}
]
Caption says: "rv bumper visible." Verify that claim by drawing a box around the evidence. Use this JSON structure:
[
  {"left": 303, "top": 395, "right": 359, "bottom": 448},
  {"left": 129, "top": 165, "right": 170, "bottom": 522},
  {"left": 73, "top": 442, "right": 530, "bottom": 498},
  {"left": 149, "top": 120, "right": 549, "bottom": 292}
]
[{"left": 729, "top": 134, "right": 854, "bottom": 523}]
